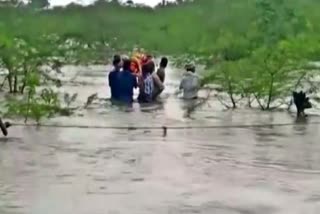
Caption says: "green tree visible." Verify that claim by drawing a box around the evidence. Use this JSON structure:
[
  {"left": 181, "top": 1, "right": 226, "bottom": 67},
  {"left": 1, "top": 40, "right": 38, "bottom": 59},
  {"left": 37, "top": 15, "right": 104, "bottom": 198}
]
[{"left": 28, "top": 0, "right": 49, "bottom": 9}]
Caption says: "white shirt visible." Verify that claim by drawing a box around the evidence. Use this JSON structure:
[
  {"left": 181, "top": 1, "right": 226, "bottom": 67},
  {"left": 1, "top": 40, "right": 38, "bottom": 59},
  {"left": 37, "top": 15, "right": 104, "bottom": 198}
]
[{"left": 179, "top": 71, "right": 200, "bottom": 99}]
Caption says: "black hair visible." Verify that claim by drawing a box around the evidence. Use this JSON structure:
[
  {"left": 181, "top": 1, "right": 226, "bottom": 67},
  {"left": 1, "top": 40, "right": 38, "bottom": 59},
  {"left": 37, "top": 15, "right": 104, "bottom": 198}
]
[
  {"left": 142, "top": 63, "right": 149, "bottom": 77},
  {"left": 122, "top": 58, "right": 131, "bottom": 71},
  {"left": 112, "top": 54, "right": 121, "bottom": 66},
  {"left": 148, "top": 61, "right": 155, "bottom": 73},
  {"left": 142, "top": 61, "right": 155, "bottom": 76},
  {"left": 185, "top": 64, "right": 195, "bottom": 72},
  {"left": 160, "top": 57, "right": 168, "bottom": 68},
  {"left": 186, "top": 68, "right": 195, "bottom": 72}
]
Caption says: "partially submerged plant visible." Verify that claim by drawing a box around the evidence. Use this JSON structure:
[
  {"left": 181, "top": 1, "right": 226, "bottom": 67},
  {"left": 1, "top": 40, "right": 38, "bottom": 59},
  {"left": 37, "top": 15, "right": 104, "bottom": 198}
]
[
  {"left": 0, "top": 118, "right": 11, "bottom": 136},
  {"left": 4, "top": 72, "right": 76, "bottom": 123},
  {"left": 202, "top": 35, "right": 320, "bottom": 111},
  {"left": 64, "top": 92, "right": 78, "bottom": 108},
  {"left": 40, "top": 88, "right": 60, "bottom": 106},
  {"left": 293, "top": 91, "right": 312, "bottom": 117},
  {"left": 84, "top": 93, "right": 98, "bottom": 108}
]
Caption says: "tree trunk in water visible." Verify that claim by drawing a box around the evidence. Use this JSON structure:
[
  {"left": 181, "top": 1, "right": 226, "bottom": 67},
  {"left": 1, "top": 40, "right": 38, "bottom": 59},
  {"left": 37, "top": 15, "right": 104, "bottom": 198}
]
[
  {"left": 266, "top": 74, "right": 274, "bottom": 110},
  {"left": 248, "top": 96, "right": 252, "bottom": 108},
  {"left": 8, "top": 73, "right": 13, "bottom": 93},
  {"left": 20, "top": 64, "right": 28, "bottom": 94},
  {"left": 13, "top": 75, "right": 18, "bottom": 93},
  {"left": 227, "top": 80, "right": 237, "bottom": 108},
  {"left": 229, "top": 93, "right": 236, "bottom": 108},
  {"left": 20, "top": 82, "right": 26, "bottom": 94},
  {"left": 254, "top": 93, "right": 265, "bottom": 110}
]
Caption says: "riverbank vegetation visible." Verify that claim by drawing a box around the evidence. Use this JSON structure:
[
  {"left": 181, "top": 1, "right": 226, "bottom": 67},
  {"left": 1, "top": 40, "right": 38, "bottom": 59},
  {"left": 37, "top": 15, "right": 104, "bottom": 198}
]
[{"left": 1, "top": 0, "right": 320, "bottom": 122}]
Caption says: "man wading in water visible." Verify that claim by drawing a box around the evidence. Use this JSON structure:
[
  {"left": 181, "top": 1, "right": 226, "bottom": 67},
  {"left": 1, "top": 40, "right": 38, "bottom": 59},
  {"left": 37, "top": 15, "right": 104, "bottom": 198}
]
[
  {"left": 108, "top": 54, "right": 122, "bottom": 103},
  {"left": 138, "top": 62, "right": 155, "bottom": 103},
  {"left": 179, "top": 63, "right": 200, "bottom": 99},
  {"left": 117, "top": 58, "right": 138, "bottom": 105},
  {"left": 136, "top": 58, "right": 164, "bottom": 102},
  {"left": 152, "top": 57, "right": 168, "bottom": 100}
]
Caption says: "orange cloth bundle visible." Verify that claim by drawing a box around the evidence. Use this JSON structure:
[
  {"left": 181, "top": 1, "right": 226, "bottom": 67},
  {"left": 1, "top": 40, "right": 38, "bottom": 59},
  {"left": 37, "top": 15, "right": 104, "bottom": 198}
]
[{"left": 130, "top": 52, "right": 149, "bottom": 75}]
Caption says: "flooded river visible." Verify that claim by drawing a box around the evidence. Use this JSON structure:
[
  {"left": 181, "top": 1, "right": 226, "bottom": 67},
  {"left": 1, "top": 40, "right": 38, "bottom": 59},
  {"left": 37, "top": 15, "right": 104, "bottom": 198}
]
[{"left": 1, "top": 65, "right": 320, "bottom": 214}]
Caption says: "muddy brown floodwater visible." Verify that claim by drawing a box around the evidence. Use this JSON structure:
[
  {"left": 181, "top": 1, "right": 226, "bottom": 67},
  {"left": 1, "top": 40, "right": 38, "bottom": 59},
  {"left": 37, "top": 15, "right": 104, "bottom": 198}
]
[{"left": 1, "top": 64, "right": 320, "bottom": 214}]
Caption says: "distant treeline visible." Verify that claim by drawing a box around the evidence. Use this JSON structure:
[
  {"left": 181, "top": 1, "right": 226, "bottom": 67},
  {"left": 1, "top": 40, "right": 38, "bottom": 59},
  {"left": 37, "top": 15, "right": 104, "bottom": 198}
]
[{"left": 0, "top": 0, "right": 318, "bottom": 57}]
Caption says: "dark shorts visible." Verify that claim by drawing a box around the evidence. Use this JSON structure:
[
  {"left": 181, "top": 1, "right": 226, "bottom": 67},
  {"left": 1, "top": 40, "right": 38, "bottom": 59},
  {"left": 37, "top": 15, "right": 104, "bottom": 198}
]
[{"left": 138, "top": 93, "right": 152, "bottom": 103}]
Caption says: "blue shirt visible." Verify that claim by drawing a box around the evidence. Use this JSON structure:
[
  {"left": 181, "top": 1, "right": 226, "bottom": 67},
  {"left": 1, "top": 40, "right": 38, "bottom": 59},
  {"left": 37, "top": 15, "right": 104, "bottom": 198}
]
[
  {"left": 138, "top": 73, "right": 154, "bottom": 103},
  {"left": 117, "top": 70, "right": 137, "bottom": 103},
  {"left": 143, "top": 74, "right": 154, "bottom": 96},
  {"left": 108, "top": 68, "right": 121, "bottom": 101}
]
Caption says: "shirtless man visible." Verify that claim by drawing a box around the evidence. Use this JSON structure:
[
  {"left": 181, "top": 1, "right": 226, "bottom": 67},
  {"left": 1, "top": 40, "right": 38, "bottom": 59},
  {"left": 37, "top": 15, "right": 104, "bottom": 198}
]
[
  {"left": 152, "top": 57, "right": 168, "bottom": 100},
  {"left": 156, "top": 57, "right": 168, "bottom": 83}
]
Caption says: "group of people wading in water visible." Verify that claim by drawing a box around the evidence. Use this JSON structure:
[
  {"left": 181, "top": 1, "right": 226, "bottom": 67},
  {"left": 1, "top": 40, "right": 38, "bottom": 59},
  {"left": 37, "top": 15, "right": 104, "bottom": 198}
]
[
  {"left": 107, "top": 51, "right": 313, "bottom": 119},
  {"left": 108, "top": 52, "right": 200, "bottom": 105},
  {"left": 0, "top": 52, "right": 311, "bottom": 137}
]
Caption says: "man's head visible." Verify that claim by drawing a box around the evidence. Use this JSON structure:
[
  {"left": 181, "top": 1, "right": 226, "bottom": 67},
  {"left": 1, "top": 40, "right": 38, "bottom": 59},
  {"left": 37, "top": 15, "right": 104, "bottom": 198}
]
[
  {"left": 160, "top": 57, "right": 168, "bottom": 68},
  {"left": 122, "top": 58, "right": 131, "bottom": 71},
  {"left": 185, "top": 63, "right": 195, "bottom": 73},
  {"left": 112, "top": 54, "right": 122, "bottom": 69},
  {"left": 142, "top": 60, "right": 155, "bottom": 75}
]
